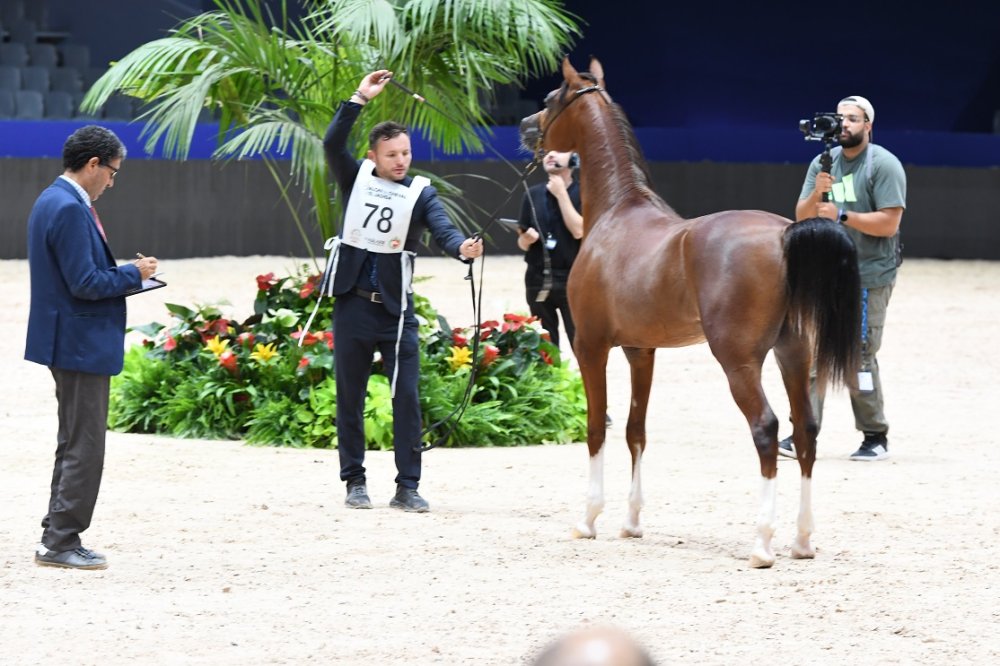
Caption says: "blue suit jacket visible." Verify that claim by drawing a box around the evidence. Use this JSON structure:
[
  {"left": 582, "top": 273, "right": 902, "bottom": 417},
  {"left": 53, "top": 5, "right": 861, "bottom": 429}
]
[{"left": 24, "top": 178, "right": 141, "bottom": 375}]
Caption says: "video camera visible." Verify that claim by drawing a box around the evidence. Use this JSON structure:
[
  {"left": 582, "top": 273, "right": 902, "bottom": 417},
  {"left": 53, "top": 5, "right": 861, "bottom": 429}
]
[
  {"left": 798, "top": 112, "right": 844, "bottom": 203},
  {"left": 799, "top": 113, "right": 843, "bottom": 142}
]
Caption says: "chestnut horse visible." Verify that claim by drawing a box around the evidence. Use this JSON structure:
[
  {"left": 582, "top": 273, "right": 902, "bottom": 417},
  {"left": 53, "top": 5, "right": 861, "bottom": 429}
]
[{"left": 519, "top": 58, "right": 861, "bottom": 568}]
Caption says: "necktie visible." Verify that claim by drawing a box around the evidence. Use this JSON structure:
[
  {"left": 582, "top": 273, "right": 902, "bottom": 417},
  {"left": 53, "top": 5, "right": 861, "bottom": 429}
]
[{"left": 89, "top": 206, "right": 107, "bottom": 242}]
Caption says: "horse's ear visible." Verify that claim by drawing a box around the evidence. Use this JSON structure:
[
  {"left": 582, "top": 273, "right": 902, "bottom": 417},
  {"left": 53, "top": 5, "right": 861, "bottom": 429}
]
[
  {"left": 561, "top": 56, "right": 579, "bottom": 82},
  {"left": 589, "top": 57, "right": 605, "bottom": 88}
]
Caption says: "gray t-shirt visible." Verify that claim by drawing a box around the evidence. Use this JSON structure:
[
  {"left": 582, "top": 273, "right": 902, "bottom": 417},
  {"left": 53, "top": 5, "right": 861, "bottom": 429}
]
[{"left": 799, "top": 143, "right": 907, "bottom": 288}]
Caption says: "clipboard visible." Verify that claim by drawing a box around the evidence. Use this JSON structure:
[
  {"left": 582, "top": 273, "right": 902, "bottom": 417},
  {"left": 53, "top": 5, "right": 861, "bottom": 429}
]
[{"left": 125, "top": 277, "right": 167, "bottom": 296}]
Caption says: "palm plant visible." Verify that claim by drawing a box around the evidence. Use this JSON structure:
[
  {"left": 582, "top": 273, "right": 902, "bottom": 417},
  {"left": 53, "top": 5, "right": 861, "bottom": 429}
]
[{"left": 82, "top": 0, "right": 579, "bottom": 256}]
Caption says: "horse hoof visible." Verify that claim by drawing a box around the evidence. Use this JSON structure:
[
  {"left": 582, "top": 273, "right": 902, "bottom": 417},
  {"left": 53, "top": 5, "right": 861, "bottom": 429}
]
[
  {"left": 790, "top": 543, "right": 816, "bottom": 560},
  {"left": 749, "top": 551, "right": 776, "bottom": 569},
  {"left": 619, "top": 526, "right": 643, "bottom": 538},
  {"left": 571, "top": 525, "right": 596, "bottom": 539}
]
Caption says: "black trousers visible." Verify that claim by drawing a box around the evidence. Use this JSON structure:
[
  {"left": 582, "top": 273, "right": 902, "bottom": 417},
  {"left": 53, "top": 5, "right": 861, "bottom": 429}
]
[
  {"left": 42, "top": 368, "right": 109, "bottom": 552},
  {"left": 333, "top": 293, "right": 422, "bottom": 489},
  {"left": 526, "top": 279, "right": 575, "bottom": 351}
]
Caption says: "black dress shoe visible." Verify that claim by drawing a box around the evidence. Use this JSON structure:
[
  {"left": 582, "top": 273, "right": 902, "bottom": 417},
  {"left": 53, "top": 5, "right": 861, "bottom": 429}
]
[
  {"left": 345, "top": 478, "right": 372, "bottom": 509},
  {"left": 35, "top": 545, "right": 108, "bottom": 570},
  {"left": 389, "top": 485, "right": 429, "bottom": 513}
]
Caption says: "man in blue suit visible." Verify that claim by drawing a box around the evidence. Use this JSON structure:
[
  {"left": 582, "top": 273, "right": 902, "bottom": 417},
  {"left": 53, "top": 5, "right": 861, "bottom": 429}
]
[
  {"left": 25, "top": 125, "right": 158, "bottom": 570},
  {"left": 323, "top": 69, "right": 483, "bottom": 513}
]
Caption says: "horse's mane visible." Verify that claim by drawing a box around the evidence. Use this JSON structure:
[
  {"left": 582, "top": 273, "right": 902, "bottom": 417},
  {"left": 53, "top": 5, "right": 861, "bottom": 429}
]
[{"left": 607, "top": 102, "right": 678, "bottom": 217}]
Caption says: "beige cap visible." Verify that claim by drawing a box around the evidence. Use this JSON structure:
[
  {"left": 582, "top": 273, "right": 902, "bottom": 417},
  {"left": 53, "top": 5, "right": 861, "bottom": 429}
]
[{"left": 839, "top": 95, "right": 874, "bottom": 123}]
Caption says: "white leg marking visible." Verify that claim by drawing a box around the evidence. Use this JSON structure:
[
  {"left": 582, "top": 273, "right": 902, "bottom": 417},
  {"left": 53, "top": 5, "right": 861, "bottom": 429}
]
[
  {"left": 749, "top": 476, "right": 777, "bottom": 568},
  {"left": 790, "top": 477, "right": 816, "bottom": 559},
  {"left": 571, "top": 449, "right": 605, "bottom": 539},
  {"left": 620, "top": 446, "right": 644, "bottom": 538}
]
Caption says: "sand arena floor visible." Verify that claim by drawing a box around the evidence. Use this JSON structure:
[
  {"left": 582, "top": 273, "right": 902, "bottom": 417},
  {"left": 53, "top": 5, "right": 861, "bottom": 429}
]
[{"left": 1, "top": 254, "right": 998, "bottom": 664}]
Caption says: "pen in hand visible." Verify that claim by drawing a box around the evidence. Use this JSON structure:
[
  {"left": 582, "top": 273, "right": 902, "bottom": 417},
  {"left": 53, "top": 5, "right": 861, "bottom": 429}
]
[{"left": 133, "top": 252, "right": 159, "bottom": 280}]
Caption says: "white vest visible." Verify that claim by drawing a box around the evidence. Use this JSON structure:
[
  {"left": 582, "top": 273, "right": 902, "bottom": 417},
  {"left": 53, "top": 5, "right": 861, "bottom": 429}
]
[{"left": 341, "top": 159, "right": 429, "bottom": 253}]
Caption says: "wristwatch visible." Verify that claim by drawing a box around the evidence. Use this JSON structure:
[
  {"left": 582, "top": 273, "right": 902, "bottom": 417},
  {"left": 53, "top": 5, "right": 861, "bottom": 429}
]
[{"left": 837, "top": 208, "right": 849, "bottom": 224}]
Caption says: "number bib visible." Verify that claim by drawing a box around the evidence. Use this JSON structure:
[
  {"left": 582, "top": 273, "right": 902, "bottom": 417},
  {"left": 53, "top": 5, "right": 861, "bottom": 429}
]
[{"left": 341, "top": 160, "right": 429, "bottom": 253}]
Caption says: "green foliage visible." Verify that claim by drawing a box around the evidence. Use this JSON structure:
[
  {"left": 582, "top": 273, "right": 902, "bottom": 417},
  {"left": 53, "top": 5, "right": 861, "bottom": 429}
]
[
  {"left": 81, "top": 0, "right": 580, "bottom": 245},
  {"left": 110, "top": 267, "right": 587, "bottom": 449}
]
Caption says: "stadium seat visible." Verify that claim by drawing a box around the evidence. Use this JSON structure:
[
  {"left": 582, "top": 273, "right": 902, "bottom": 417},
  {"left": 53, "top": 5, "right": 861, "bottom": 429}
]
[
  {"left": 0, "top": 65, "right": 20, "bottom": 90},
  {"left": 44, "top": 90, "right": 73, "bottom": 119},
  {"left": 20, "top": 66, "right": 50, "bottom": 93},
  {"left": 60, "top": 44, "right": 91, "bottom": 70},
  {"left": 82, "top": 66, "right": 106, "bottom": 89},
  {"left": 0, "top": 43, "right": 30, "bottom": 68},
  {"left": 28, "top": 43, "right": 59, "bottom": 68},
  {"left": 14, "top": 89, "right": 43, "bottom": 119},
  {"left": 24, "top": 0, "right": 49, "bottom": 30},
  {"left": 49, "top": 67, "right": 82, "bottom": 93},
  {"left": 9, "top": 18, "right": 36, "bottom": 44},
  {"left": 102, "top": 94, "right": 134, "bottom": 120},
  {"left": 0, "top": 89, "right": 15, "bottom": 118},
  {"left": 72, "top": 92, "right": 100, "bottom": 120},
  {"left": 0, "top": 0, "right": 25, "bottom": 27}
]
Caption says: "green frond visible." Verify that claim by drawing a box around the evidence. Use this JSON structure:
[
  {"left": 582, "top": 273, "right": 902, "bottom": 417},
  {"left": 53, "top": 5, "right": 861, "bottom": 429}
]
[{"left": 85, "top": 0, "right": 580, "bottom": 252}]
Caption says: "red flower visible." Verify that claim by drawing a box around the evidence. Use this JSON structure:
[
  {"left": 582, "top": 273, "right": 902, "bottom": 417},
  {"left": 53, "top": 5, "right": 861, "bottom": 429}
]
[
  {"left": 237, "top": 331, "right": 256, "bottom": 348},
  {"left": 540, "top": 331, "right": 551, "bottom": 342},
  {"left": 452, "top": 330, "right": 468, "bottom": 347},
  {"left": 323, "top": 331, "right": 334, "bottom": 349},
  {"left": 298, "top": 357, "right": 310, "bottom": 369},
  {"left": 539, "top": 350, "right": 553, "bottom": 365},
  {"left": 298, "top": 274, "right": 321, "bottom": 299},
  {"left": 256, "top": 272, "right": 277, "bottom": 291},
  {"left": 219, "top": 350, "right": 238, "bottom": 374},
  {"left": 480, "top": 320, "right": 499, "bottom": 329},
  {"left": 163, "top": 336, "right": 177, "bottom": 352},
  {"left": 481, "top": 344, "right": 499, "bottom": 367},
  {"left": 291, "top": 329, "right": 320, "bottom": 347}
]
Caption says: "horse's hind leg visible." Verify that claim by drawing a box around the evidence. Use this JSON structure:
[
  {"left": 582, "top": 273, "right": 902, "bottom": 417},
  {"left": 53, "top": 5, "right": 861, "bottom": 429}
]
[
  {"left": 572, "top": 341, "right": 611, "bottom": 539},
  {"left": 717, "top": 355, "right": 780, "bottom": 568},
  {"left": 774, "top": 334, "right": 819, "bottom": 560},
  {"left": 620, "top": 346, "right": 655, "bottom": 538}
]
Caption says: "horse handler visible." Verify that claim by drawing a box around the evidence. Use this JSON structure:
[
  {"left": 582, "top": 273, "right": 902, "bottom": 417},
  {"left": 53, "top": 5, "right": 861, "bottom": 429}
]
[{"left": 322, "top": 69, "right": 483, "bottom": 512}]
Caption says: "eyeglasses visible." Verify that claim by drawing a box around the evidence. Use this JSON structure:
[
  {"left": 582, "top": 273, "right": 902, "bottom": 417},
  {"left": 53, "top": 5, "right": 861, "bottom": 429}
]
[
  {"left": 99, "top": 163, "right": 120, "bottom": 178},
  {"left": 842, "top": 114, "right": 868, "bottom": 124}
]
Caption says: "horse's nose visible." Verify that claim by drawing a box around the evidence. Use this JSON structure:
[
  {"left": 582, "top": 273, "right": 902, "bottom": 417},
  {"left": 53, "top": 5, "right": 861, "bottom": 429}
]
[{"left": 518, "top": 114, "right": 541, "bottom": 150}]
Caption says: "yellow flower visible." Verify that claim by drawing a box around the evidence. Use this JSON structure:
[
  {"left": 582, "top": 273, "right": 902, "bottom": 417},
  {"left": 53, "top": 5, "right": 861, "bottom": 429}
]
[
  {"left": 250, "top": 342, "right": 279, "bottom": 364},
  {"left": 446, "top": 345, "right": 473, "bottom": 371},
  {"left": 205, "top": 335, "right": 229, "bottom": 357}
]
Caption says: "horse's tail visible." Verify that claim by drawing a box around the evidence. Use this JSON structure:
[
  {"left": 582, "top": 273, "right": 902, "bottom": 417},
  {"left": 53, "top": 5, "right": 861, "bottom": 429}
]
[{"left": 783, "top": 218, "right": 861, "bottom": 387}]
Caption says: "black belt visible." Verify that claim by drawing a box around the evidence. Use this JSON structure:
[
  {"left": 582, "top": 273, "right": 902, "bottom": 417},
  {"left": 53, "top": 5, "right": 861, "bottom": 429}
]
[{"left": 352, "top": 287, "right": 382, "bottom": 303}]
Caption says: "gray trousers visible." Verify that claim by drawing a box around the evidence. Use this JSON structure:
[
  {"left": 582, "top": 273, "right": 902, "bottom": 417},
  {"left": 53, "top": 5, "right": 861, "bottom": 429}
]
[
  {"left": 812, "top": 282, "right": 894, "bottom": 436},
  {"left": 42, "top": 368, "right": 109, "bottom": 552}
]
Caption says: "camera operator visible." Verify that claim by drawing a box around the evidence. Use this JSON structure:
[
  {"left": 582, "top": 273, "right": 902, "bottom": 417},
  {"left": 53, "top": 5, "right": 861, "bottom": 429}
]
[
  {"left": 780, "top": 95, "right": 906, "bottom": 462},
  {"left": 516, "top": 150, "right": 583, "bottom": 351}
]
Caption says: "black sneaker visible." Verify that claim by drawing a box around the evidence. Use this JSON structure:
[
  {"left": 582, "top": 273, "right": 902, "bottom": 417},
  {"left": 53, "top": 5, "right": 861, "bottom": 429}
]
[
  {"left": 850, "top": 435, "right": 889, "bottom": 462},
  {"left": 35, "top": 545, "right": 108, "bottom": 570},
  {"left": 389, "top": 485, "right": 429, "bottom": 513},
  {"left": 777, "top": 436, "right": 796, "bottom": 458},
  {"left": 345, "top": 478, "right": 372, "bottom": 509}
]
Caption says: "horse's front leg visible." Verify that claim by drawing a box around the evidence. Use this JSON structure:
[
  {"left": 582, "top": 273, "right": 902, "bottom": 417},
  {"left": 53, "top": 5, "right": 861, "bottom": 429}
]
[
  {"left": 571, "top": 343, "right": 611, "bottom": 539},
  {"left": 571, "top": 448, "right": 605, "bottom": 539},
  {"left": 620, "top": 347, "right": 655, "bottom": 538}
]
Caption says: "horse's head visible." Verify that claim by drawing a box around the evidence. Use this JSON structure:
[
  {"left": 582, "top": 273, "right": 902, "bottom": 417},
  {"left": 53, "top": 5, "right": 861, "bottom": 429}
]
[{"left": 519, "top": 57, "right": 607, "bottom": 161}]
